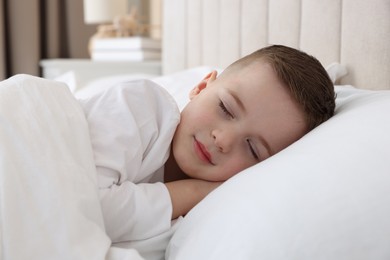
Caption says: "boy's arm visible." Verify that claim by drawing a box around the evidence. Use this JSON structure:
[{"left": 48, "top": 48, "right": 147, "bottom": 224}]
[{"left": 165, "top": 179, "right": 222, "bottom": 219}]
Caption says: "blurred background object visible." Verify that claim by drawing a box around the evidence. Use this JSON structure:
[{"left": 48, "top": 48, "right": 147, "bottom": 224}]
[
  {"left": 0, "top": 0, "right": 162, "bottom": 79},
  {"left": 83, "top": 0, "right": 128, "bottom": 24}
]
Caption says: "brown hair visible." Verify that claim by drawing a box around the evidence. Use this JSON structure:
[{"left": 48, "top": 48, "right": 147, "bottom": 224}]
[{"left": 225, "top": 45, "right": 335, "bottom": 130}]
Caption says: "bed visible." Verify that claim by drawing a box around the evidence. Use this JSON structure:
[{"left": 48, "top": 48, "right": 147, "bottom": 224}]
[{"left": 1, "top": 0, "right": 389, "bottom": 259}]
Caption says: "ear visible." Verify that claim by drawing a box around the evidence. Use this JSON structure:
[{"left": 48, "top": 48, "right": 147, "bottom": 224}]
[{"left": 189, "top": 70, "right": 218, "bottom": 100}]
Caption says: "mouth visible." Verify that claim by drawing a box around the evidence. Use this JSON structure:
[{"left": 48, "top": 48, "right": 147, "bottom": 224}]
[{"left": 194, "top": 137, "right": 214, "bottom": 165}]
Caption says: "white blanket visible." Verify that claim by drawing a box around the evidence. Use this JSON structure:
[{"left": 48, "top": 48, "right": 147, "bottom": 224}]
[{"left": 0, "top": 75, "right": 144, "bottom": 260}]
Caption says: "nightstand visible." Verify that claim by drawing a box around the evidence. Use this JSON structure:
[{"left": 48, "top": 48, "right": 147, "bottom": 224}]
[{"left": 40, "top": 59, "right": 162, "bottom": 89}]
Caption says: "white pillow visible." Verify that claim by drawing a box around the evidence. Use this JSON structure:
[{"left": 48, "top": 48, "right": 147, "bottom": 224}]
[
  {"left": 326, "top": 62, "right": 348, "bottom": 84},
  {"left": 151, "top": 66, "right": 221, "bottom": 110},
  {"left": 73, "top": 66, "right": 220, "bottom": 110},
  {"left": 75, "top": 73, "right": 157, "bottom": 99},
  {"left": 166, "top": 86, "right": 390, "bottom": 260}
]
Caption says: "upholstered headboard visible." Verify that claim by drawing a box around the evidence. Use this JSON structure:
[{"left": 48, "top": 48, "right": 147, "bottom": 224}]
[{"left": 162, "top": 0, "right": 390, "bottom": 90}]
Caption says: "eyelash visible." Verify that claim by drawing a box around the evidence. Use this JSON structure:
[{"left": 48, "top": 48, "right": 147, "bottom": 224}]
[
  {"left": 247, "top": 139, "right": 260, "bottom": 160},
  {"left": 219, "top": 100, "right": 233, "bottom": 118}
]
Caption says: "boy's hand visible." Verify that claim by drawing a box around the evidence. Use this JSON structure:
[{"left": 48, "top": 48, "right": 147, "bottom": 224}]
[{"left": 165, "top": 179, "right": 222, "bottom": 219}]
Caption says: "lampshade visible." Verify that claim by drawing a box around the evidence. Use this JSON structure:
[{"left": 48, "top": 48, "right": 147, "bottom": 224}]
[{"left": 83, "top": 0, "right": 128, "bottom": 24}]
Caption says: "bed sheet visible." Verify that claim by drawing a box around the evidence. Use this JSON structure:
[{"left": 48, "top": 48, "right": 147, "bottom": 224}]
[{"left": 0, "top": 75, "right": 144, "bottom": 260}]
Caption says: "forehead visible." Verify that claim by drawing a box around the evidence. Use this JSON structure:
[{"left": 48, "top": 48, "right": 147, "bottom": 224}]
[
  {"left": 223, "top": 58, "right": 273, "bottom": 77},
  {"left": 219, "top": 61, "right": 287, "bottom": 99}
]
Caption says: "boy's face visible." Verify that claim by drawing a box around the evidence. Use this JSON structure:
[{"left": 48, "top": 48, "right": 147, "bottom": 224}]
[{"left": 171, "top": 61, "right": 307, "bottom": 181}]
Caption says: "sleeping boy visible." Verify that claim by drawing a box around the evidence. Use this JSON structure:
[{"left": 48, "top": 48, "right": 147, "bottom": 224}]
[{"left": 79, "top": 45, "right": 335, "bottom": 244}]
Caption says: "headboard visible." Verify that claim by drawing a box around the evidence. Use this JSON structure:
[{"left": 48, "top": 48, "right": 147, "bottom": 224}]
[{"left": 162, "top": 0, "right": 390, "bottom": 90}]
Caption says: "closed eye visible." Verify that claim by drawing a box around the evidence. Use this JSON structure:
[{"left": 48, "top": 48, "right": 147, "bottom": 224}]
[
  {"left": 219, "top": 100, "right": 234, "bottom": 118},
  {"left": 247, "top": 139, "right": 260, "bottom": 161}
]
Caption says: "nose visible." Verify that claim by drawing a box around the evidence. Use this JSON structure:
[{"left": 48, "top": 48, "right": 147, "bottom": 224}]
[{"left": 212, "top": 128, "right": 234, "bottom": 153}]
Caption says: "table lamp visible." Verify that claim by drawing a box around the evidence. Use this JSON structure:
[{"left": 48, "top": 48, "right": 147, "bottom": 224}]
[{"left": 83, "top": 0, "right": 128, "bottom": 24}]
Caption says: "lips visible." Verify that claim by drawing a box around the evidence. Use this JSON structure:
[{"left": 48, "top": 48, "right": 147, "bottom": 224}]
[{"left": 194, "top": 138, "right": 213, "bottom": 164}]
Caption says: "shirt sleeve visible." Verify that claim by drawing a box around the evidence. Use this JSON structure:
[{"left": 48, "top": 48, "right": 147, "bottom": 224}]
[
  {"left": 79, "top": 80, "right": 180, "bottom": 242},
  {"left": 99, "top": 179, "right": 173, "bottom": 243}
]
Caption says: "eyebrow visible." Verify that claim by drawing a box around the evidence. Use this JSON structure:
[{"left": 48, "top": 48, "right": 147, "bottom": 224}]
[
  {"left": 226, "top": 88, "right": 246, "bottom": 113},
  {"left": 225, "top": 88, "right": 274, "bottom": 157},
  {"left": 258, "top": 135, "right": 273, "bottom": 157}
]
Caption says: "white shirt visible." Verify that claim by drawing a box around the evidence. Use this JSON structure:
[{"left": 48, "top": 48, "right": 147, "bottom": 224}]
[{"left": 79, "top": 79, "right": 180, "bottom": 243}]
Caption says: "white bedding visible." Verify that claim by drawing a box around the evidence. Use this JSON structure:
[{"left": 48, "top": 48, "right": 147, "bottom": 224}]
[
  {"left": 2, "top": 70, "right": 390, "bottom": 260},
  {"left": 0, "top": 75, "right": 144, "bottom": 260}
]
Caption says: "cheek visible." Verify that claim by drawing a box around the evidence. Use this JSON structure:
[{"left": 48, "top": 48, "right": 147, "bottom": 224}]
[
  {"left": 219, "top": 156, "right": 254, "bottom": 180},
  {"left": 181, "top": 103, "right": 212, "bottom": 124},
  {"left": 189, "top": 94, "right": 217, "bottom": 117},
  {"left": 184, "top": 106, "right": 215, "bottom": 129}
]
